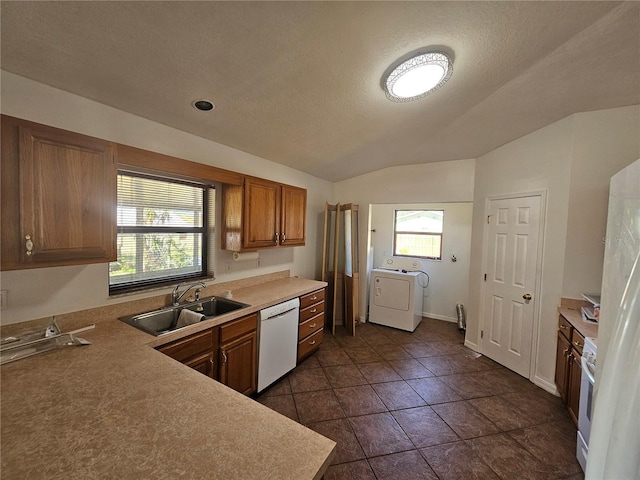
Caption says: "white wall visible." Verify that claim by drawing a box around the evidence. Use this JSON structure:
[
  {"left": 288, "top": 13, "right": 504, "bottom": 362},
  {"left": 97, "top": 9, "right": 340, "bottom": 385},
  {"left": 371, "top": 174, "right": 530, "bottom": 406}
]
[
  {"left": 334, "top": 159, "right": 476, "bottom": 322},
  {"left": 468, "top": 104, "right": 640, "bottom": 393},
  {"left": 370, "top": 203, "right": 473, "bottom": 322},
  {"left": 562, "top": 107, "right": 640, "bottom": 298},
  {"left": 0, "top": 71, "right": 333, "bottom": 325}
]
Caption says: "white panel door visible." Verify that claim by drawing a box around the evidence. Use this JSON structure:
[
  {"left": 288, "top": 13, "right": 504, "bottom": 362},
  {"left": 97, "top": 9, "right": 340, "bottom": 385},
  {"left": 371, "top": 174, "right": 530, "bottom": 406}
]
[{"left": 482, "top": 195, "right": 542, "bottom": 377}]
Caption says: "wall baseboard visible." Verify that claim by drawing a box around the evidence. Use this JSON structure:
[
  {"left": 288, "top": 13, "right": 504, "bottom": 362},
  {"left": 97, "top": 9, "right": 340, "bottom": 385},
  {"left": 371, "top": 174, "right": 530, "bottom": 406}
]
[
  {"left": 422, "top": 312, "right": 457, "bottom": 323},
  {"left": 532, "top": 375, "right": 560, "bottom": 396},
  {"left": 464, "top": 339, "right": 479, "bottom": 352}
]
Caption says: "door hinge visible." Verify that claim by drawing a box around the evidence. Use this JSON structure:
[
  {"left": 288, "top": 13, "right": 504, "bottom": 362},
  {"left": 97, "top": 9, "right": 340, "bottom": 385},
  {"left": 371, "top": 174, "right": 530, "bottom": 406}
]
[
  {"left": 484, "top": 273, "right": 487, "bottom": 281},
  {"left": 481, "top": 330, "right": 484, "bottom": 339},
  {"left": 487, "top": 215, "right": 490, "bottom": 224}
]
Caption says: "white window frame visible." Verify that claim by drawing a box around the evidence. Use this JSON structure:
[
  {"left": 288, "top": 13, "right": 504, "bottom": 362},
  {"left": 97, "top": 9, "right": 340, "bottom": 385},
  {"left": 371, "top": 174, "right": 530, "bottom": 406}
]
[{"left": 393, "top": 209, "right": 444, "bottom": 260}]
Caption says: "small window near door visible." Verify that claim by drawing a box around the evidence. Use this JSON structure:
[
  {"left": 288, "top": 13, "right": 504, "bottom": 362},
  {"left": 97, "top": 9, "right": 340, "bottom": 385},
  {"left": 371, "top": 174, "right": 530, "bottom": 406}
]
[
  {"left": 393, "top": 210, "right": 443, "bottom": 260},
  {"left": 109, "top": 171, "right": 215, "bottom": 294}
]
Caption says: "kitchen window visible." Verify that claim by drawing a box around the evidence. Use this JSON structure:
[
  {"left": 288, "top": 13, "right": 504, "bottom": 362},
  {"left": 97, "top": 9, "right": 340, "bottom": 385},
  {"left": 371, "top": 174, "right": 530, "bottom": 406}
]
[
  {"left": 109, "top": 171, "right": 214, "bottom": 294},
  {"left": 393, "top": 210, "right": 443, "bottom": 260}
]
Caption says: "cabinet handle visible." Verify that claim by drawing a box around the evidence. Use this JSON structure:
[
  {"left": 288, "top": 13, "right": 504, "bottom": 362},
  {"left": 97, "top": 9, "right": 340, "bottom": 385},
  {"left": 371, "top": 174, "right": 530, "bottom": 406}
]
[
  {"left": 310, "top": 296, "right": 317, "bottom": 301},
  {"left": 222, "top": 351, "right": 227, "bottom": 364},
  {"left": 310, "top": 308, "right": 317, "bottom": 313},
  {"left": 309, "top": 340, "right": 316, "bottom": 345},
  {"left": 281, "top": 232, "right": 286, "bottom": 244},
  {"left": 309, "top": 323, "right": 316, "bottom": 328},
  {"left": 274, "top": 232, "right": 279, "bottom": 245},
  {"left": 563, "top": 348, "right": 570, "bottom": 357},
  {"left": 25, "top": 235, "right": 34, "bottom": 256},
  {"left": 574, "top": 341, "right": 583, "bottom": 348},
  {"left": 559, "top": 324, "right": 568, "bottom": 330}
]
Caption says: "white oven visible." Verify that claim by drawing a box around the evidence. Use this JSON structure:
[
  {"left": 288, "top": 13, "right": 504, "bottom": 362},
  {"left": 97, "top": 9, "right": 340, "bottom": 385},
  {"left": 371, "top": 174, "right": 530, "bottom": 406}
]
[{"left": 577, "top": 336, "right": 597, "bottom": 471}]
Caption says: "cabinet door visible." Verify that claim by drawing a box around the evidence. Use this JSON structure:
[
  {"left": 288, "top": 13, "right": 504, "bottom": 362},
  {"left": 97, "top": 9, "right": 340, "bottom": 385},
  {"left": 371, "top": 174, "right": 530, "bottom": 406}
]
[
  {"left": 185, "top": 353, "right": 215, "bottom": 377},
  {"left": 567, "top": 350, "right": 582, "bottom": 426},
  {"left": 555, "top": 330, "right": 571, "bottom": 403},
  {"left": 157, "top": 328, "right": 217, "bottom": 379},
  {"left": 19, "top": 123, "right": 116, "bottom": 264},
  {"left": 280, "top": 185, "right": 306, "bottom": 246},
  {"left": 220, "top": 331, "right": 257, "bottom": 395},
  {"left": 243, "top": 177, "right": 280, "bottom": 249}
]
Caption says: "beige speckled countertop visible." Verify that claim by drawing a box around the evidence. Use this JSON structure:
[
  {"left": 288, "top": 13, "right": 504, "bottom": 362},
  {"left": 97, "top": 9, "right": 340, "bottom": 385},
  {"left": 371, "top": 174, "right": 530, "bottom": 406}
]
[
  {"left": 558, "top": 298, "right": 599, "bottom": 339},
  {"left": 1, "top": 277, "right": 335, "bottom": 479}
]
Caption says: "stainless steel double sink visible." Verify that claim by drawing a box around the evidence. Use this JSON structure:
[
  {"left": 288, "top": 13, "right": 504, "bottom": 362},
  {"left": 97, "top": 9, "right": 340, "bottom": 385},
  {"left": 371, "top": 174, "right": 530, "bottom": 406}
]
[{"left": 120, "top": 296, "right": 249, "bottom": 336}]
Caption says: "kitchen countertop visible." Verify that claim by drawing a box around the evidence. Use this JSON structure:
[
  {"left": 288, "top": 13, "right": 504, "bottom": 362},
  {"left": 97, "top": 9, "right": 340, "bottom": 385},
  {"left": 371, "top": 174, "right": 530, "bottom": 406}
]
[
  {"left": 559, "top": 308, "right": 599, "bottom": 339},
  {"left": 1, "top": 277, "right": 335, "bottom": 479}
]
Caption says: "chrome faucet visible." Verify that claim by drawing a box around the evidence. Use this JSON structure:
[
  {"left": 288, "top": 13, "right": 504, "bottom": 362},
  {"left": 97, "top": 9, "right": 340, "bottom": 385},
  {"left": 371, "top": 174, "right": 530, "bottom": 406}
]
[{"left": 172, "top": 282, "right": 207, "bottom": 306}]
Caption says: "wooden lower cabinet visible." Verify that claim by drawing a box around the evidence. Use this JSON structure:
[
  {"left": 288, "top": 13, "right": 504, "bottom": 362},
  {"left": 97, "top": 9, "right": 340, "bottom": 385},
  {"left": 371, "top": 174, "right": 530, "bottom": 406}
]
[
  {"left": 156, "top": 313, "right": 259, "bottom": 396},
  {"left": 185, "top": 353, "right": 216, "bottom": 377},
  {"left": 298, "top": 289, "right": 325, "bottom": 363},
  {"left": 219, "top": 313, "right": 258, "bottom": 396},
  {"left": 220, "top": 331, "right": 257, "bottom": 395},
  {"left": 555, "top": 330, "right": 571, "bottom": 403},
  {"left": 567, "top": 350, "right": 582, "bottom": 425},
  {"left": 554, "top": 314, "right": 585, "bottom": 427},
  {"left": 157, "top": 328, "right": 218, "bottom": 380}
]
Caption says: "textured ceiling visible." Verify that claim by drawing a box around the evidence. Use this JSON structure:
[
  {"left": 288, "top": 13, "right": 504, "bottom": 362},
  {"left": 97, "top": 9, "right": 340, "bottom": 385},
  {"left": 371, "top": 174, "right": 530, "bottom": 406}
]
[{"left": 2, "top": 2, "right": 639, "bottom": 182}]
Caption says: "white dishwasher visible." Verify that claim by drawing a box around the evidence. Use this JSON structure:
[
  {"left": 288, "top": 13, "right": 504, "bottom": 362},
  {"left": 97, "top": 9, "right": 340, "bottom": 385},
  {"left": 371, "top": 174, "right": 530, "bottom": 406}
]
[{"left": 257, "top": 298, "right": 300, "bottom": 393}]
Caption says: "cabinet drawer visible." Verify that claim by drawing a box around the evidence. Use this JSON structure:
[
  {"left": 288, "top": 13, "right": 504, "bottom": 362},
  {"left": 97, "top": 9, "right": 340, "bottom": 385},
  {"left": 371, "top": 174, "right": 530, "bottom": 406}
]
[
  {"left": 299, "top": 313, "right": 324, "bottom": 341},
  {"left": 571, "top": 329, "right": 585, "bottom": 356},
  {"left": 558, "top": 315, "right": 572, "bottom": 341},
  {"left": 220, "top": 313, "right": 258, "bottom": 344},
  {"left": 157, "top": 329, "right": 213, "bottom": 363},
  {"left": 300, "top": 289, "right": 325, "bottom": 310},
  {"left": 300, "top": 302, "right": 324, "bottom": 323},
  {"left": 298, "top": 328, "right": 323, "bottom": 361}
]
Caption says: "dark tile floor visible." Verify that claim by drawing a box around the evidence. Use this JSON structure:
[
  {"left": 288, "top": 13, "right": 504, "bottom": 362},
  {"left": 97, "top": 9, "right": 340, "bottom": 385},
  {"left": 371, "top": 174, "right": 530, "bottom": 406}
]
[{"left": 256, "top": 319, "right": 584, "bottom": 480}]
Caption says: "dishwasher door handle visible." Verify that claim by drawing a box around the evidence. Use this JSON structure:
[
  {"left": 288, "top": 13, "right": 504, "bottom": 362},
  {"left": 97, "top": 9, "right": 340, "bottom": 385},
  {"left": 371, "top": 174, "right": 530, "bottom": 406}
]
[{"left": 265, "top": 308, "right": 298, "bottom": 320}]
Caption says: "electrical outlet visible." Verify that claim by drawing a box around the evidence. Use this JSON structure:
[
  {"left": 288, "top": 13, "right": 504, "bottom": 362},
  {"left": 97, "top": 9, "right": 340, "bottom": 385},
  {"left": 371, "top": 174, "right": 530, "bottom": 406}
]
[
  {"left": 257, "top": 258, "right": 261, "bottom": 267},
  {"left": 0, "top": 290, "right": 7, "bottom": 310},
  {"left": 225, "top": 263, "right": 232, "bottom": 274}
]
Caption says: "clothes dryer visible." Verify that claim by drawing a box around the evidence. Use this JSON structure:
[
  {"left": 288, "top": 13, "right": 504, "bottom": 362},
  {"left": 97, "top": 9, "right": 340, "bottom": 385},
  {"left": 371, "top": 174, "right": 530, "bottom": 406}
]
[{"left": 369, "top": 268, "right": 422, "bottom": 332}]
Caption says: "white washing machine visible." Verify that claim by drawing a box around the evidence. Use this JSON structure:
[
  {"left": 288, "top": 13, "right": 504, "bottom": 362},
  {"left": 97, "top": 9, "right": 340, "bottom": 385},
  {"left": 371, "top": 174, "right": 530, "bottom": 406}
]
[{"left": 369, "top": 257, "right": 424, "bottom": 332}]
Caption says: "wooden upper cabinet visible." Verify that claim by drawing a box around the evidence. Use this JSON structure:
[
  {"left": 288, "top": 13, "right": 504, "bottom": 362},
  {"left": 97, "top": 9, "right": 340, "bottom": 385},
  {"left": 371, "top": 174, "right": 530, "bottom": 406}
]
[
  {"left": 222, "top": 176, "right": 307, "bottom": 251},
  {"left": 1, "top": 116, "right": 117, "bottom": 270},
  {"left": 244, "top": 177, "right": 281, "bottom": 249},
  {"left": 281, "top": 184, "right": 306, "bottom": 247}
]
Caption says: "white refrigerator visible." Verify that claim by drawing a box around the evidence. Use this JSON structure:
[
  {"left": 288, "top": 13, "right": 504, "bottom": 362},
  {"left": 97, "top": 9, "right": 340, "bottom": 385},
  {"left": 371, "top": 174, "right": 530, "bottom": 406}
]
[{"left": 586, "top": 158, "right": 640, "bottom": 479}]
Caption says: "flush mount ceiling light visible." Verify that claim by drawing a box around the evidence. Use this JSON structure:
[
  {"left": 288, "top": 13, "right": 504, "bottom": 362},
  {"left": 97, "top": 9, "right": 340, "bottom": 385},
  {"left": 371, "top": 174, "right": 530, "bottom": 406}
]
[
  {"left": 192, "top": 99, "right": 215, "bottom": 111},
  {"left": 383, "top": 51, "right": 453, "bottom": 102}
]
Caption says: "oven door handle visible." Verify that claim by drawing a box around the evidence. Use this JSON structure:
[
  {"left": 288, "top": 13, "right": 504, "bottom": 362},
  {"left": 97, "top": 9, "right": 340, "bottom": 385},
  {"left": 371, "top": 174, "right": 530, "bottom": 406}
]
[{"left": 582, "top": 355, "right": 596, "bottom": 384}]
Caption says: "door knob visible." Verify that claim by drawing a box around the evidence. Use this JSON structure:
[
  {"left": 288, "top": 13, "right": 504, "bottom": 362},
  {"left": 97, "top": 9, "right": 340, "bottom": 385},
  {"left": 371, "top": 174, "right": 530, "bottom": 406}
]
[{"left": 523, "top": 293, "right": 532, "bottom": 301}]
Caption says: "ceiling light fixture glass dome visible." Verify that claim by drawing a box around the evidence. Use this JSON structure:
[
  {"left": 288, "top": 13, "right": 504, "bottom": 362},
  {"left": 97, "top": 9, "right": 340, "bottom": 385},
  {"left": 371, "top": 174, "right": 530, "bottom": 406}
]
[{"left": 384, "top": 51, "right": 453, "bottom": 102}]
